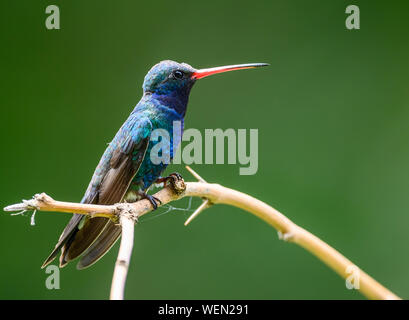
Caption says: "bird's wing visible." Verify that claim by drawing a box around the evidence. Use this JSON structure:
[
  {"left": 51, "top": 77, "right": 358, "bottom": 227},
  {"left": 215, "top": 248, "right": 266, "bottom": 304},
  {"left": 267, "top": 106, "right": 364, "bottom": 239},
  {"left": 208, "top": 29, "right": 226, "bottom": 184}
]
[
  {"left": 42, "top": 117, "right": 152, "bottom": 268},
  {"left": 41, "top": 189, "right": 98, "bottom": 268},
  {"left": 76, "top": 221, "right": 122, "bottom": 269}
]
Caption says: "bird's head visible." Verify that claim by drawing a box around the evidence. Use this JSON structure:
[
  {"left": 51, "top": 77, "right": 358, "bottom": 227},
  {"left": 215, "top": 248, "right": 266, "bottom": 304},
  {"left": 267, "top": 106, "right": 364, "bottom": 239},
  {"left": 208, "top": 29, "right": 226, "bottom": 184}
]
[
  {"left": 143, "top": 60, "right": 196, "bottom": 97},
  {"left": 142, "top": 60, "right": 268, "bottom": 116}
]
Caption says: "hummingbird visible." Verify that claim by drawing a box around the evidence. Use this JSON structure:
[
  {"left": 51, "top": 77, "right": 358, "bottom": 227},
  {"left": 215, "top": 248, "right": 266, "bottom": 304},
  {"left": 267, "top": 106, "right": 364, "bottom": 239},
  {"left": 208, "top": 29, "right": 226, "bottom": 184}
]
[{"left": 42, "top": 60, "right": 268, "bottom": 269}]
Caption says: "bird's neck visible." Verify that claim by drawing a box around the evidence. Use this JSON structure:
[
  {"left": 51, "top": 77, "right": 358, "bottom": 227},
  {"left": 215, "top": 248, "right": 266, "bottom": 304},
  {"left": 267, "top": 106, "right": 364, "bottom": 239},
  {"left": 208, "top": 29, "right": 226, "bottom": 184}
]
[{"left": 149, "top": 90, "right": 189, "bottom": 118}]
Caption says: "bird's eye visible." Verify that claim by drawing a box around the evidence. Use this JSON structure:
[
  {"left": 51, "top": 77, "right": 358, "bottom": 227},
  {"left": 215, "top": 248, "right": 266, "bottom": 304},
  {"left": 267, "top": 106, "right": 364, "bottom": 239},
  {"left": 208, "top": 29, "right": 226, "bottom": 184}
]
[{"left": 173, "top": 70, "right": 184, "bottom": 79}]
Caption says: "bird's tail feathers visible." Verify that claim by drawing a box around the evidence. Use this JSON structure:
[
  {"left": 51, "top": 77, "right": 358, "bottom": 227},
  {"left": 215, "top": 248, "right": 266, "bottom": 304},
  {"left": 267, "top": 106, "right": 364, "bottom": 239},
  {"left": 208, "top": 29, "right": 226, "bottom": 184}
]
[{"left": 41, "top": 214, "right": 83, "bottom": 269}]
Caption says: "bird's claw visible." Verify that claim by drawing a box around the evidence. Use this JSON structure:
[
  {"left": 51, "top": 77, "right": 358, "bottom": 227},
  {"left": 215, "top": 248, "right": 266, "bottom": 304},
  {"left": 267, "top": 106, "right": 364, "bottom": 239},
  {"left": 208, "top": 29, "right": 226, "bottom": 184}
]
[
  {"left": 144, "top": 194, "right": 162, "bottom": 210},
  {"left": 169, "top": 172, "right": 183, "bottom": 180},
  {"left": 156, "top": 172, "right": 186, "bottom": 194}
]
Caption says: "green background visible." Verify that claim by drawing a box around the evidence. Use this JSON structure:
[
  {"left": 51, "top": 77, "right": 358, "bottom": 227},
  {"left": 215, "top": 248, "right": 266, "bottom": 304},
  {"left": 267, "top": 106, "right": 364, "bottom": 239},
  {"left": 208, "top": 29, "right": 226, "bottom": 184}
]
[{"left": 1, "top": 0, "right": 408, "bottom": 299}]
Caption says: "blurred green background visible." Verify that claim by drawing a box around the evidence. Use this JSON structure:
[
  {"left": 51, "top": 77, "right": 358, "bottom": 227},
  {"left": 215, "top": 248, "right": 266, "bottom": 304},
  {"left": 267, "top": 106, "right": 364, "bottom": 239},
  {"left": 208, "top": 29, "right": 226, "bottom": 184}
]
[{"left": 1, "top": 0, "right": 409, "bottom": 299}]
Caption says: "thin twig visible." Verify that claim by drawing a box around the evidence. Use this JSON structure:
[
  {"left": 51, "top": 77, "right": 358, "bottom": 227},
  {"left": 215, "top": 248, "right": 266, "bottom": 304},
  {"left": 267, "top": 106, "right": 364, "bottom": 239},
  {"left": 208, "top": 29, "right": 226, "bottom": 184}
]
[
  {"left": 110, "top": 214, "right": 135, "bottom": 300},
  {"left": 184, "top": 166, "right": 212, "bottom": 225},
  {"left": 185, "top": 165, "right": 206, "bottom": 183},
  {"left": 4, "top": 173, "right": 401, "bottom": 300},
  {"left": 184, "top": 199, "right": 211, "bottom": 226}
]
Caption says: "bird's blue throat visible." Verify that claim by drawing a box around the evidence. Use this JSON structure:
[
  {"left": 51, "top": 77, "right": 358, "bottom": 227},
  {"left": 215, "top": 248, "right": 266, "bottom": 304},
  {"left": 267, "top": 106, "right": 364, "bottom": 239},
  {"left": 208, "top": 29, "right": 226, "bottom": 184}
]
[{"left": 150, "top": 89, "right": 191, "bottom": 118}]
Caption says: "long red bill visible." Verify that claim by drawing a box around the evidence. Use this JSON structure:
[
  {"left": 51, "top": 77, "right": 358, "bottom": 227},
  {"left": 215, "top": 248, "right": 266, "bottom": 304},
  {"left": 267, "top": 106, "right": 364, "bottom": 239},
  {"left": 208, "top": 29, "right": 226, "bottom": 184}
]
[{"left": 192, "top": 63, "right": 269, "bottom": 79}]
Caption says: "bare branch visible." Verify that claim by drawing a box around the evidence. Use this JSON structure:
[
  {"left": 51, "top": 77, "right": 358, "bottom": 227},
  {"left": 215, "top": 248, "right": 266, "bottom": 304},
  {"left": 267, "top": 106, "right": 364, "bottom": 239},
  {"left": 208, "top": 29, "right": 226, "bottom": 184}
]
[
  {"left": 110, "top": 204, "right": 138, "bottom": 300},
  {"left": 4, "top": 172, "right": 401, "bottom": 300}
]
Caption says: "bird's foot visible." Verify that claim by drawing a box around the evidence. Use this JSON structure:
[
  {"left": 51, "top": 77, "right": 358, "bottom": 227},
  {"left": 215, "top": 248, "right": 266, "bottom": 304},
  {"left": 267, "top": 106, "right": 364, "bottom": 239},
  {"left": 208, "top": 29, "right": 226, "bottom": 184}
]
[
  {"left": 155, "top": 172, "right": 185, "bottom": 194},
  {"left": 138, "top": 191, "right": 162, "bottom": 210},
  {"left": 156, "top": 172, "right": 182, "bottom": 187}
]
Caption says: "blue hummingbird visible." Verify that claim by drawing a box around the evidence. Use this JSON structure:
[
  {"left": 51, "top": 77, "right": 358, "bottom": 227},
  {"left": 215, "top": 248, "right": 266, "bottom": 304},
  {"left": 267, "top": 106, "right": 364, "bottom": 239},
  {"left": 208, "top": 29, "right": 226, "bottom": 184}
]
[{"left": 42, "top": 60, "right": 268, "bottom": 269}]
